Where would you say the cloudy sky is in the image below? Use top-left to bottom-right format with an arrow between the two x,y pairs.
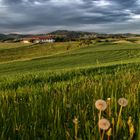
0,0 -> 140,34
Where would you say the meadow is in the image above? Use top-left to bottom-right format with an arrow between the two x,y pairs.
0,39 -> 140,140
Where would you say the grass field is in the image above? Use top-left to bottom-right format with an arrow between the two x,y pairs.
0,42 -> 79,63
1,41 -> 140,75
0,40 -> 140,139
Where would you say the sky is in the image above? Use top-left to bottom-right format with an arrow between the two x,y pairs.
0,0 -> 140,34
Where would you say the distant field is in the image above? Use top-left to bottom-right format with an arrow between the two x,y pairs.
0,40 -> 140,139
1,41 -> 140,75
0,42 -> 28,50
0,42 -> 79,63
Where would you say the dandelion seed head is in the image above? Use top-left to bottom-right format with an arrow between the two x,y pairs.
95,99 -> 107,111
118,98 -> 128,107
98,118 -> 110,130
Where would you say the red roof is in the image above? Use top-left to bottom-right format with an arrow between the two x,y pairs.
32,36 -> 54,40
23,35 -> 54,40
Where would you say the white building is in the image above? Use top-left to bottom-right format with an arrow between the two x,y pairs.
23,36 -> 55,43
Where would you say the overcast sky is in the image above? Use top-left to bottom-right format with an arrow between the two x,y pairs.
0,0 -> 140,34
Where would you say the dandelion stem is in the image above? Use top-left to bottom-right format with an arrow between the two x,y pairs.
99,110 -> 101,120
108,136 -> 110,140
109,103 -> 111,117
113,125 -> 115,140
101,130 -> 105,140
116,105 -> 123,133
73,117 -> 78,140
98,110 -> 102,134
107,98 -> 111,117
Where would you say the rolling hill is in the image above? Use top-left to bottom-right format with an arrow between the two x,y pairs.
0,40 -> 140,140
1,41 -> 140,75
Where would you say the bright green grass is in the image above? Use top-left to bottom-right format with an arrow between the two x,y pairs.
1,42 -> 140,75
0,42 -> 140,139
0,64 -> 140,140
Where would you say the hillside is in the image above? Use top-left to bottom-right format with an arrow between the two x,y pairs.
1,30 -> 140,42
49,30 -> 97,38
0,33 -> 32,42
0,40 -> 140,139
1,41 -> 140,75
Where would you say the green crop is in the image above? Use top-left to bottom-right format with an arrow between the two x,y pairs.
0,64 -> 139,139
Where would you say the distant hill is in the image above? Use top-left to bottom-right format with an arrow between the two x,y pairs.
0,34 -> 8,41
49,30 -> 94,35
0,30 -> 140,42
0,34 -> 32,42
48,30 -> 140,39
48,30 -> 97,38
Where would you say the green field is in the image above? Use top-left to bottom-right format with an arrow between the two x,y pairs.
1,41 -> 140,75
0,41 -> 140,139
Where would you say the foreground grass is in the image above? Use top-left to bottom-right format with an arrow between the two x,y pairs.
0,64 -> 140,140
0,41 -> 140,139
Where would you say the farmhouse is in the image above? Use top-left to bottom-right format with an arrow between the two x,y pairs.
23,39 -> 31,43
22,35 -> 55,43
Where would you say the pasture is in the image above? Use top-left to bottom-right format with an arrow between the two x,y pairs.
0,39 -> 140,139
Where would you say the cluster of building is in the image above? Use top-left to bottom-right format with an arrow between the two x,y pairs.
22,35 -> 55,43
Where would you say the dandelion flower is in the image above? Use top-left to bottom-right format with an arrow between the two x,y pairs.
73,117 -> 78,125
127,116 -> 132,126
130,124 -> 135,138
107,98 -> 111,101
98,118 -> 110,130
106,128 -> 112,136
95,99 -> 107,111
118,98 -> 128,107
112,118 -> 115,126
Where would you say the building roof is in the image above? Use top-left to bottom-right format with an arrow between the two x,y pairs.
23,35 -> 54,40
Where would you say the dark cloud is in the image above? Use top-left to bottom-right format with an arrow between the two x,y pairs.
0,0 -> 140,33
